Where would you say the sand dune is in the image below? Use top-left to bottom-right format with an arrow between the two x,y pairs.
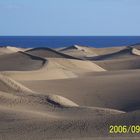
59,45 -> 94,52
0,102 -> 130,140
0,46 -> 140,139
0,73 -> 128,139
90,46 -> 127,55
0,72 -> 79,108
59,45 -> 127,59
2,57 -> 105,81
87,47 -> 140,61
0,73 -> 32,93
0,47 -> 14,55
22,69 -> 140,112
0,51 -> 46,71
26,47 -> 80,59
0,86 -> 139,139
94,57 -> 140,70
132,48 -> 140,56
0,46 -> 27,55
59,45 -> 98,59
83,47 -> 140,71
6,46 -> 27,52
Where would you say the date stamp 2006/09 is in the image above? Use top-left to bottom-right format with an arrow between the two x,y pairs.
109,125 -> 140,134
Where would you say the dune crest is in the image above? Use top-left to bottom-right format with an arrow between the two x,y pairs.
0,73 -> 33,93
6,46 -> 25,52
26,47 -> 80,59
60,45 -> 89,52
2,57 -> 105,81
47,94 -> 79,107
0,46 -> 23,55
59,45 -> 98,59
132,48 -> 140,56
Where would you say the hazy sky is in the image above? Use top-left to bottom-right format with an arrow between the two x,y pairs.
0,0 -> 140,36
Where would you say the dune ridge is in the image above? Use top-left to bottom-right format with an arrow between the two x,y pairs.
87,47 -> 140,61
0,46 -> 27,55
59,45 -> 128,59
0,73 -> 79,109
6,46 -> 26,52
0,51 -> 47,71
59,45 -> 98,59
2,57 -> 105,81
26,47 -> 81,59
0,73 -> 33,93
132,48 -> 140,56
60,45 -> 92,53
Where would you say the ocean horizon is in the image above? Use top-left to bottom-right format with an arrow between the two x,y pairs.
0,36 -> 140,48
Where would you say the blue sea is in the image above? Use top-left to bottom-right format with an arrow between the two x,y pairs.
0,36 -> 140,48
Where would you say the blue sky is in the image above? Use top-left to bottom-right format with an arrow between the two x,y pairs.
0,0 -> 140,36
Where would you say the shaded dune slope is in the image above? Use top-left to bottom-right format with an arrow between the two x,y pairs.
87,47 -> 140,70
26,47 -> 81,59
0,51 -> 46,71
94,57 -> 140,70
59,45 -> 83,51
59,45 -> 94,52
2,56 -> 105,81
88,47 -> 139,61
59,45 -> 127,59
90,46 -> 127,55
59,45 -> 98,59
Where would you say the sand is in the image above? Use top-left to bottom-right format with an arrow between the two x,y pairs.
0,46 -> 140,140
0,46 -> 27,55
0,51 -> 46,71
59,45 -> 127,59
